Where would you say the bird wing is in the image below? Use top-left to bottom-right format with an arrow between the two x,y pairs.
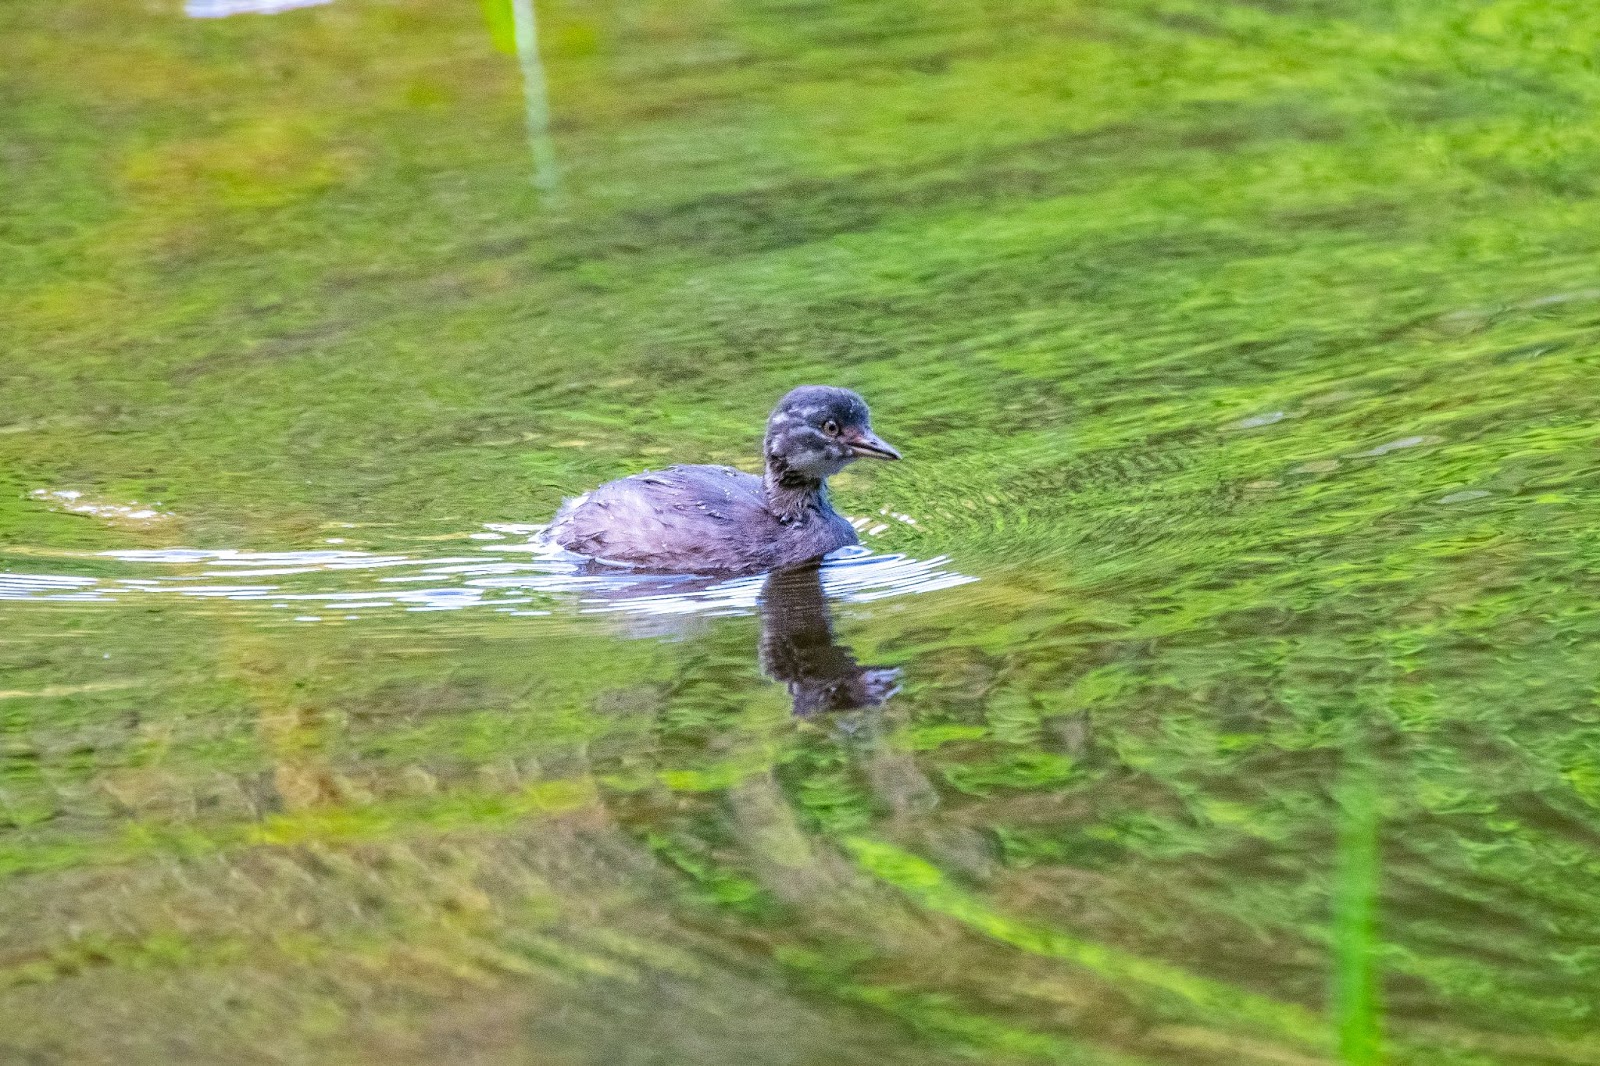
551,465 -> 774,571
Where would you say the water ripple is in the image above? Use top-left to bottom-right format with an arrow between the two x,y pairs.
0,527 -> 974,624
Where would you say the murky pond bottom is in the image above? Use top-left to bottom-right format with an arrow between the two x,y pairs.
6,0 -> 1600,1062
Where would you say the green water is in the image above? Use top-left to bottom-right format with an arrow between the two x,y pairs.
5,0 -> 1600,1061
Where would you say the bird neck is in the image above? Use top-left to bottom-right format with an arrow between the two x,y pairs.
763,455 -> 831,525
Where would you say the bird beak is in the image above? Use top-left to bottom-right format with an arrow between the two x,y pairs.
843,427 -> 902,461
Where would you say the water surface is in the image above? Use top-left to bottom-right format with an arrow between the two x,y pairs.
4,0 -> 1600,1062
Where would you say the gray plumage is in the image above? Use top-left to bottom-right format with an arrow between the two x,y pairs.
550,386 -> 901,574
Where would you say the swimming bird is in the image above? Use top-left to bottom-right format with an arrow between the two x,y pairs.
549,385 -> 900,574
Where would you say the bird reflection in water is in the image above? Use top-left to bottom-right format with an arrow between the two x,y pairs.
758,564 -> 900,716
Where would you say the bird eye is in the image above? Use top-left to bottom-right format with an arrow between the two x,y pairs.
822,420 -> 840,436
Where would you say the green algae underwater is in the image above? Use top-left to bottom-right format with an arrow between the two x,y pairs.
4,0 -> 1600,1062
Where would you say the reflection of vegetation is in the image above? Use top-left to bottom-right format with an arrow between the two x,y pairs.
5,0 -> 1600,1061
849,837 -> 1328,1046
1334,753 -> 1381,1066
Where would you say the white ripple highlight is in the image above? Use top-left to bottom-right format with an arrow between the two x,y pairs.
0,529 -> 975,623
